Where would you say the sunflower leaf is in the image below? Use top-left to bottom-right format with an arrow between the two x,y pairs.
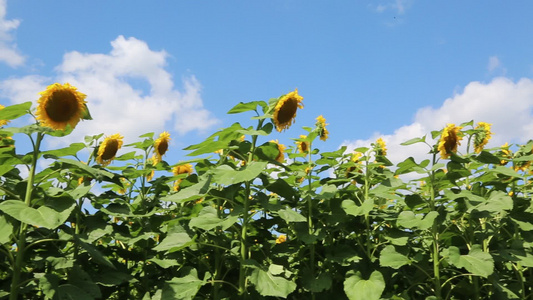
227,101 -> 266,114
0,102 -> 32,120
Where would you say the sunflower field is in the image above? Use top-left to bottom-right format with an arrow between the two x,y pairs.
1,85 -> 533,300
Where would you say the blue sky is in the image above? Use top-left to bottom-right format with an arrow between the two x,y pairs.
1,0 -> 533,165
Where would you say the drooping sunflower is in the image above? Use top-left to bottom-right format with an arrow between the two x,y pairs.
36,83 -> 88,130
297,135 -> 310,153
0,105 -> 9,127
315,115 -> 329,141
272,89 -> 304,132
96,134 -> 124,166
438,124 -> 463,159
172,163 -> 194,191
270,140 -> 286,163
153,131 -> 171,165
473,122 -> 492,153
375,138 -> 387,156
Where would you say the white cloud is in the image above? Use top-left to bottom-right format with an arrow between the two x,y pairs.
487,56 -> 506,75
0,0 -> 24,67
342,77 -> 533,168
0,35 -> 219,146
374,0 -> 412,15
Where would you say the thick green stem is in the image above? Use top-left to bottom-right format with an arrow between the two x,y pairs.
10,132 -> 43,300
238,118 -> 264,296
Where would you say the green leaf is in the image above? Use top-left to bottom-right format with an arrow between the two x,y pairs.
41,143 -> 85,158
153,232 -> 193,252
0,198 -> 75,229
0,164 -> 14,177
343,270 -> 385,300
189,206 -> 239,231
397,211 -> 438,230
400,136 -> 426,146
162,268 -> 205,300
277,207 -> 306,223
147,258 -> 180,269
227,101 -> 266,114
58,158 -> 113,179
0,214 -> 13,244
342,199 -> 373,217
445,245 -> 494,278
77,239 -> 115,269
212,161 -> 267,185
0,101 -> 31,120
380,245 -> 411,269
249,266 -> 297,298
470,190 -> 513,213
162,176 -> 211,203
489,166 -> 521,178
302,272 -> 332,293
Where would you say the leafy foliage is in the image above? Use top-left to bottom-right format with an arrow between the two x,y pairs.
1,94 -> 533,300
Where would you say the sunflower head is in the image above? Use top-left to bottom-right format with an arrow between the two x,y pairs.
272,89 -> 304,132
36,83 -> 88,130
297,135 -> 310,153
315,115 -> 329,141
117,177 -> 130,195
173,163 -> 194,176
473,122 -> 492,153
153,131 -> 171,165
500,142 -> 512,165
270,140 -> 286,163
275,234 -> 287,244
374,138 -> 387,156
438,124 -> 463,159
0,105 -> 9,127
96,133 -> 124,166
172,163 -> 194,191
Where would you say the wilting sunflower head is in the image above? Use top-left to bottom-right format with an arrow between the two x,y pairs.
272,89 -> 304,132
297,135 -> 310,153
36,83 -> 88,130
473,122 -> 492,153
96,133 -> 124,166
375,138 -> 387,156
315,115 -> 329,141
438,124 -> 463,159
0,105 -> 9,127
153,131 -> 171,165
270,139 -> 286,163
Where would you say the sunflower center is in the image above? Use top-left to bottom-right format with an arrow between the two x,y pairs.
101,140 -> 119,160
277,99 -> 298,125
45,90 -> 79,123
158,140 -> 168,156
301,142 -> 308,152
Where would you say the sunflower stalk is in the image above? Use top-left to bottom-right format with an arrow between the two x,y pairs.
238,118 -> 264,296
429,152 -> 442,300
10,132 -> 43,300
305,140 -> 316,300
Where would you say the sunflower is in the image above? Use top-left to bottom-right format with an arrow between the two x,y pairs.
275,234 -> 287,244
96,134 -> 124,166
35,83 -> 88,130
315,115 -> 329,141
118,177 -> 130,195
172,163 -> 194,191
500,142 -> 512,165
297,135 -> 310,153
346,151 -> 363,177
272,89 -> 304,132
438,124 -> 463,159
0,105 -> 9,127
153,131 -> 171,165
473,122 -> 492,153
375,138 -> 387,156
270,140 -> 286,163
